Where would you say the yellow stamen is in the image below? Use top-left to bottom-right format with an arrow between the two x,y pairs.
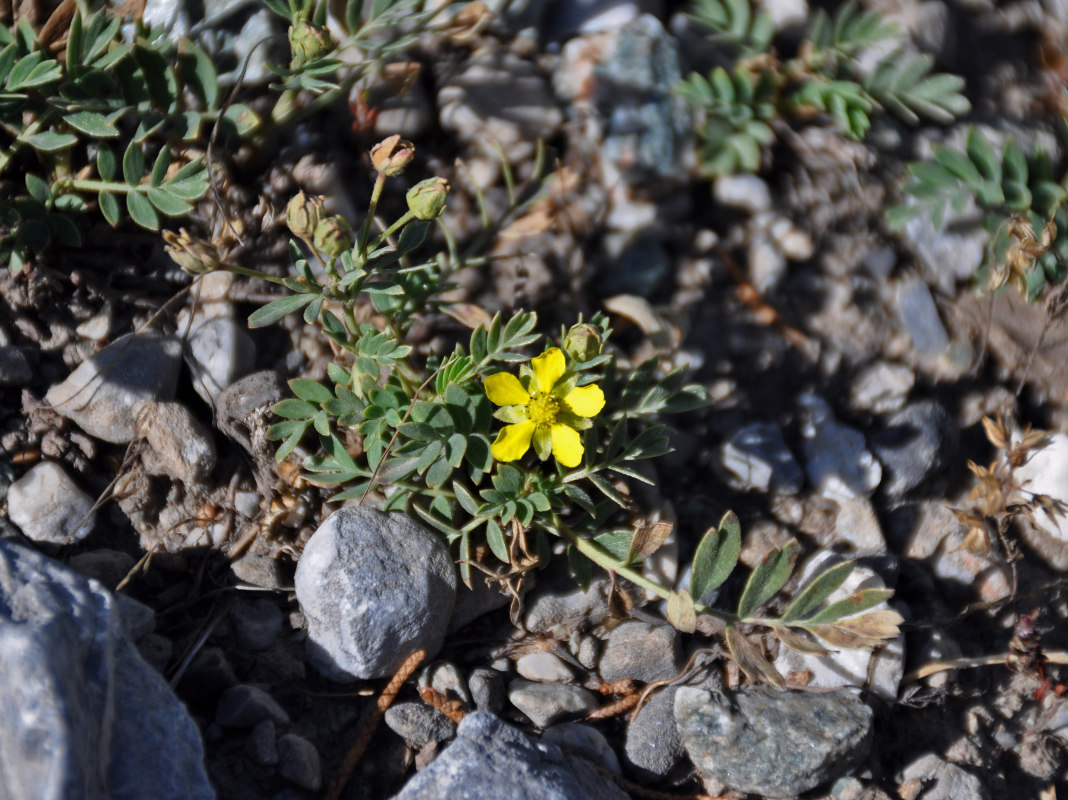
527,392 -> 559,428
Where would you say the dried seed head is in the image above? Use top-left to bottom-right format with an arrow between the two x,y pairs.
162,228 -> 220,275
370,134 -> 415,176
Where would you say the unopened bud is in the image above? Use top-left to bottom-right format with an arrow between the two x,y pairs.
563,323 -> 603,362
370,134 -> 415,176
162,229 -> 220,276
406,177 -> 450,220
312,215 -> 353,258
285,191 -> 324,241
288,21 -> 333,70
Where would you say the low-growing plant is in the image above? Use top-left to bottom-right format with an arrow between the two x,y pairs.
677,0 -> 970,175
0,4 -> 259,269
225,134 -> 902,685
887,127 -> 1068,298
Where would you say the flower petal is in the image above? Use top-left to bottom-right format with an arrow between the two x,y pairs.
485,372 -> 530,407
533,426 -> 552,460
491,420 -> 535,462
562,384 -> 605,418
531,347 -> 566,392
551,423 -> 584,468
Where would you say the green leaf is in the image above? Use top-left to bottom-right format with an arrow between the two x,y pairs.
25,174 -> 52,204
934,145 -> 982,187
966,128 -> 999,183
150,145 -> 172,187
146,187 -> 193,217
221,103 -> 260,136
97,145 -> 117,181
248,293 -> 315,328
126,192 -> 159,230
804,587 -> 892,625
48,213 -> 80,247
426,457 -> 453,488
690,510 -> 741,601
453,481 -> 480,515
737,540 -> 799,618
289,378 -> 333,404
132,43 -> 178,109
781,560 -> 855,622
99,192 -> 120,226
486,518 -> 509,563
122,141 -> 144,186
26,131 -> 78,152
178,38 -> 218,108
64,110 -> 119,138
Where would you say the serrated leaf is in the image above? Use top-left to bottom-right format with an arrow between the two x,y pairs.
725,625 -> 785,687
737,540 -> 799,618
667,589 -> 697,634
690,510 -> 741,601
781,560 -> 855,622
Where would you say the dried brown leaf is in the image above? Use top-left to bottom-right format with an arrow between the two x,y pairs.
725,625 -> 785,688
981,414 -> 1009,450
629,519 -> 674,559
773,626 -> 832,655
667,589 -> 697,634
834,609 -> 903,640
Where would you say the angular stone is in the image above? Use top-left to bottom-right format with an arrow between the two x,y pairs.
295,507 -> 456,681
799,393 -> 882,498
277,733 -> 321,792
45,330 -> 183,443
391,712 -> 628,800
508,680 -> 598,728
384,702 -> 457,747
137,401 -> 217,486
7,460 -> 96,545
719,422 -> 804,494
624,685 -> 684,780
184,317 -> 256,405
0,539 -> 212,800
598,621 -> 681,683
675,686 -> 872,797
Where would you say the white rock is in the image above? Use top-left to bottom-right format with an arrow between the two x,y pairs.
849,361 -> 915,413
516,652 -> 575,683
773,552 -> 903,701
184,317 -> 256,406
75,312 -> 112,342
799,394 -> 882,499
713,174 -> 771,213
7,461 -> 96,545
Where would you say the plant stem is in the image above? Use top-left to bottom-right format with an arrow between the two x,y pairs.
553,519 -> 737,624
358,173 -> 387,258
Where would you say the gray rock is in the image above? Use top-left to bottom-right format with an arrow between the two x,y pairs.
469,667 -> 506,714
384,702 -> 457,747
598,621 -> 681,683
247,720 -> 278,766
508,679 -> 598,728
45,330 -> 183,443
896,277 -> 950,357
524,574 -> 616,640
624,685 -> 684,780
542,0 -> 660,38
184,317 -> 256,406
66,549 -> 136,589
7,460 -> 96,545
116,593 -> 156,641
137,633 -> 174,674
849,362 -> 915,414
421,661 -> 471,705
824,494 -> 887,555
719,422 -> 804,494
897,754 -> 990,800
215,684 -> 290,728
799,394 -> 882,498
899,200 -> 988,295
0,345 -> 31,386
390,712 -> 629,800
675,686 -> 872,796
542,722 -> 621,773
516,652 -> 575,683
448,570 -> 512,632
870,401 -> 957,499
295,507 -> 457,681
0,538 -> 213,800
137,401 -> 217,485
277,733 -> 321,792
228,596 -> 283,652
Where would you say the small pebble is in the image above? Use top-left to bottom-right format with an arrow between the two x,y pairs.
542,722 -> 621,774
247,720 -> 278,766
468,668 -> 506,714
719,422 -> 804,494
508,679 -> 597,728
7,461 -> 96,545
849,362 -> 915,414
598,621 -> 681,684
0,345 -> 31,386
185,317 -> 256,405
277,733 -> 322,792
229,596 -> 283,652
624,685 -> 684,780
384,702 -> 457,747
516,652 -> 575,683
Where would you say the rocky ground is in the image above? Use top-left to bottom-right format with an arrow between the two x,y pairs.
3,0 -> 1068,798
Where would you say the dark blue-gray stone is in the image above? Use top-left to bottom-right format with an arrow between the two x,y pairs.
720,422 -> 804,494
0,539 -> 213,800
870,401 -> 958,499
675,686 -> 872,797
390,712 -> 629,800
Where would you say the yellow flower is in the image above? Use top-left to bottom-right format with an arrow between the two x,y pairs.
485,347 -> 605,468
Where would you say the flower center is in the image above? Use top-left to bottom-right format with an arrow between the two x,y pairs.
527,391 -> 559,428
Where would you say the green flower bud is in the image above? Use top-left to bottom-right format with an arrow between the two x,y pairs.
288,21 -> 333,71
162,229 -> 220,276
563,323 -> 603,363
406,177 -> 450,220
370,134 -> 415,176
312,215 -> 353,258
285,191 -> 325,242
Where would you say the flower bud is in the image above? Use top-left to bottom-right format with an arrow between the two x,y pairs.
406,177 -> 450,220
288,21 -> 333,70
370,134 -> 415,176
162,229 -> 220,276
563,323 -> 603,362
285,191 -> 325,242
312,215 -> 353,258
